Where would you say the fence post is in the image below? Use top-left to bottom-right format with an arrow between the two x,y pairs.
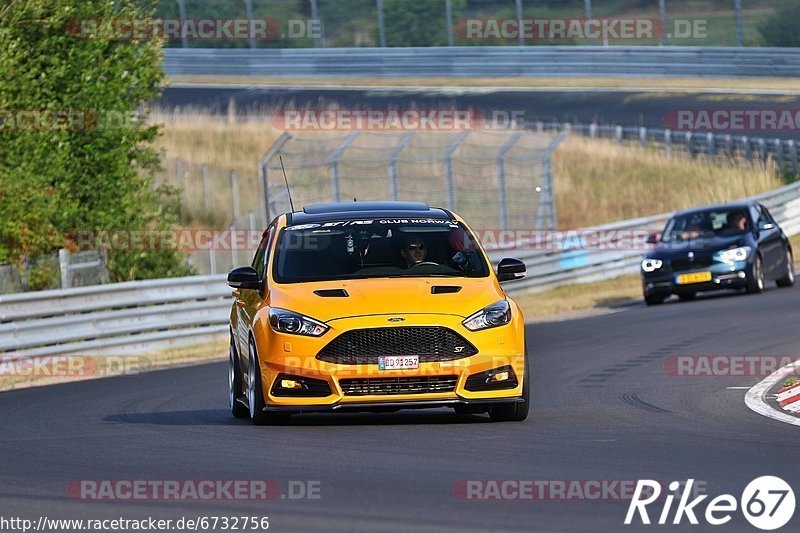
202,164 -> 211,213
664,129 -> 672,157
685,131 -> 693,155
658,0 -> 667,45
639,127 -> 647,147
734,0 -> 744,47
176,0 -> 188,49
445,0 -> 454,46
329,132 -> 359,203
724,134 -> 733,157
444,131 -> 469,210
515,0 -> 524,46
388,132 -> 415,201
58,249 -> 70,289
706,132 -> 715,157
175,158 -> 184,217
615,125 -> 623,144
758,138 -> 767,164
230,224 -> 237,269
230,171 -> 240,222
376,0 -> 386,47
496,131 -> 524,231
245,0 -> 256,49
209,247 -> 217,276
589,123 -> 597,139
742,136 -> 751,161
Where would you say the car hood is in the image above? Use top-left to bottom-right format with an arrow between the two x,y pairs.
649,234 -> 751,259
268,277 -> 504,322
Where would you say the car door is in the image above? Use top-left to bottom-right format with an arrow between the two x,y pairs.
240,224 -> 276,348
233,229 -> 270,360
752,204 -> 783,278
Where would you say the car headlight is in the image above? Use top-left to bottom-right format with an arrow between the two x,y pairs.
269,308 -> 329,337
462,300 -> 511,331
641,259 -> 663,272
716,246 -> 751,263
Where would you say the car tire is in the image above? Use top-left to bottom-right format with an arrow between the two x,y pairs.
678,293 -> 696,301
489,351 -> 530,423
644,293 -> 666,306
229,334 -> 249,419
746,255 -> 765,294
248,338 -> 288,426
776,250 -> 795,288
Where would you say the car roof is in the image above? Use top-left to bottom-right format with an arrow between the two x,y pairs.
286,201 -> 454,225
673,201 -> 758,217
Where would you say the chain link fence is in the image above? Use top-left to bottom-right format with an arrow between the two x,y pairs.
0,251 -> 107,295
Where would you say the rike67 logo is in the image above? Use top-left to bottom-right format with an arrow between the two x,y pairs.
625,477 -> 795,530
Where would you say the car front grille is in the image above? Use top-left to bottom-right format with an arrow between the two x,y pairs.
316,326 -> 478,365
339,376 -> 458,396
670,257 -> 714,272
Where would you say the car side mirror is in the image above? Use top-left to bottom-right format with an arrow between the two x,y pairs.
646,232 -> 660,245
497,258 -> 526,282
758,220 -> 775,231
227,266 -> 261,290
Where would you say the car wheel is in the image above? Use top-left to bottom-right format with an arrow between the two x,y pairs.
776,250 -> 795,288
247,338 -> 288,426
678,293 -> 696,301
489,351 -> 529,423
644,293 -> 666,306
746,255 -> 765,294
229,334 -> 249,419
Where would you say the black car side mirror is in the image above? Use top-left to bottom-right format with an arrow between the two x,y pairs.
497,258 -> 526,282
227,266 -> 261,290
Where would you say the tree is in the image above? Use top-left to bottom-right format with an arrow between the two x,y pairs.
759,2 -> 800,47
383,0 -> 465,47
0,0 -> 192,284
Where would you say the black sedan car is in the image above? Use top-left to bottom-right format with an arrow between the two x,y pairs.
641,202 -> 794,305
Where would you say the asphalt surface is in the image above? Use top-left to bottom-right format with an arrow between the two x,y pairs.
160,85 -> 800,138
2,285 -> 800,532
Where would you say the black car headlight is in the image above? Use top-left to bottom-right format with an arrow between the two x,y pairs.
462,300 -> 511,331
269,308 -> 329,337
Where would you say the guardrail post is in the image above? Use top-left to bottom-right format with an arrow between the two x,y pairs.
789,140 -> 798,174
664,129 -> 672,157
775,139 -> 785,173
707,132 -> 715,157
724,134 -> 733,157
758,138 -> 767,164
230,171 -> 240,222
742,136 -> 751,161
445,130 -> 469,210
58,249 -> 70,290
685,131 -> 693,155
639,127 -> 648,147
615,126 -> 623,144
536,121 -> 544,134
202,164 -> 211,213
589,123 -> 597,139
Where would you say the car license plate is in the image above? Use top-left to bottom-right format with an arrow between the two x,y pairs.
677,272 -> 712,284
378,356 -> 419,370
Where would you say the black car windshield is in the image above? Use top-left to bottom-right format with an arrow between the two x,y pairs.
273,219 -> 490,283
661,209 -> 751,242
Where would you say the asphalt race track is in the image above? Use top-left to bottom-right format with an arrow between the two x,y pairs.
2,285 -> 799,532
161,85 -> 800,139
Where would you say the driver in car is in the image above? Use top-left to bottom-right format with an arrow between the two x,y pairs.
400,236 -> 428,267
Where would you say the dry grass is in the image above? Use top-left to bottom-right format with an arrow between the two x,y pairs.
512,275 -> 641,320
553,136 -> 783,229
169,76 -> 800,92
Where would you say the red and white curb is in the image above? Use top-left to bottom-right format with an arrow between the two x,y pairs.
745,360 -> 800,427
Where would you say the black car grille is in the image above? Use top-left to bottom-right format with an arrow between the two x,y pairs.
340,376 -> 458,396
670,257 -> 714,272
316,327 -> 478,365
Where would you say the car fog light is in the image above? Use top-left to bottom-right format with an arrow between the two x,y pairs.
280,379 -> 303,389
489,371 -> 510,383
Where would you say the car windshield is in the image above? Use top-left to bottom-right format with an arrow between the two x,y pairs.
661,209 -> 750,242
273,219 -> 490,283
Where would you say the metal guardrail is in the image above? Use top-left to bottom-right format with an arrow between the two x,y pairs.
3,180 -> 799,358
164,46 -> 800,78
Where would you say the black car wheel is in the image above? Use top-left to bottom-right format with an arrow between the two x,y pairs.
776,250 -> 795,288
229,334 -> 249,419
247,338 -> 288,426
489,351 -> 530,423
644,292 -> 666,306
746,255 -> 765,294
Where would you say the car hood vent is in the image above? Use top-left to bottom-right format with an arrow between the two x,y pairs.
314,289 -> 349,298
431,286 -> 462,294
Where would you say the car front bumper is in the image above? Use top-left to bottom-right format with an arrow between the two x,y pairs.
642,260 -> 752,295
